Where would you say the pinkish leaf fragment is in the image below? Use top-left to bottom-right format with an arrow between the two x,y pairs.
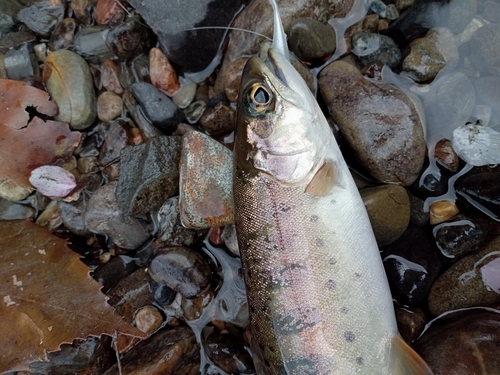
29,165 -> 76,197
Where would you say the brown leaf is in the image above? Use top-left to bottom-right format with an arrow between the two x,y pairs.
0,79 -> 81,189
0,220 -> 146,373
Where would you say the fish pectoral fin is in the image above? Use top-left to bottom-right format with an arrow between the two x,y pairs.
390,335 -> 434,375
304,159 -> 338,197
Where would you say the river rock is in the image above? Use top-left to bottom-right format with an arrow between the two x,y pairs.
318,60 -> 425,186
287,18 -> 336,64
455,169 -> 500,220
447,0 -> 478,34
101,59 -> 123,95
179,131 -> 234,228
0,198 -> 35,220
351,31 -> 401,68
95,0 -> 125,26
205,331 -> 254,374
135,306 -> 164,335
17,0 -> 65,37
73,26 -> 114,63
84,181 -> 149,249
116,136 -> 181,215
482,1 -> 500,23
395,307 -> 426,343
360,184 -> 410,246
402,27 -> 458,82
0,178 -> 33,201
43,49 -> 97,130
414,309 -> 500,375
102,326 -> 200,375
199,101 -> 235,137
428,236 -> 500,316
148,246 -> 213,299
433,139 -> 459,173
58,198 -> 90,236
223,57 -> 248,103
383,225 -> 442,306
149,47 -> 180,96
98,120 -> 132,167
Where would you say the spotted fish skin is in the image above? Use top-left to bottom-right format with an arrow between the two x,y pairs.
233,41 -> 433,375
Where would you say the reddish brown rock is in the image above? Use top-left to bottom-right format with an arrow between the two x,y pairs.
95,0 -> 126,25
434,139 -> 459,173
101,59 -> 124,95
149,47 -> 180,96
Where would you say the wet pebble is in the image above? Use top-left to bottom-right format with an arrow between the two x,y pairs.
48,18 -> 77,52
0,198 -> 35,220
98,120 -> 132,166
35,199 -> 62,231
43,49 -> 97,130
402,27 -> 458,82
116,136 -> 181,215
135,305 -> 164,335
383,224 -> 442,306
102,326 -> 200,375
185,100 -> 207,124
396,307 -> 426,343
428,236 -> 500,316
414,309 -> 500,374
70,0 -> 97,25
223,57 -> 248,103
199,101 -> 235,137
287,18 -> 336,63
97,91 -> 123,123
172,81 -> 197,109
407,191 -> 429,226
17,0 -> 65,37
429,200 -> 459,225
434,139 -> 459,173
181,290 -> 213,321
149,277 -> 177,308
84,181 -> 149,249
73,26 -> 114,63
360,184 -> 410,246
3,43 -> 40,81
0,178 -> 33,201
95,0 -> 126,26
455,169 -> 500,220
179,131 -> 234,228
58,198 -> 90,236
433,214 -> 487,260
351,31 -> 401,68
205,331 -> 255,374
101,59 -> 124,95
318,60 -> 425,186
148,246 -> 213,299
149,47 -> 180,96
131,82 -> 182,133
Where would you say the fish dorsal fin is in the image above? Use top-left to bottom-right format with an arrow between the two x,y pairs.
305,159 -> 338,197
268,0 -> 290,61
390,336 -> 434,375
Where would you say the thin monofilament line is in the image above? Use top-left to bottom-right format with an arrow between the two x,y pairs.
185,26 -> 272,40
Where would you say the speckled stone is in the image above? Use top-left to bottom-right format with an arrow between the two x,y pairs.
97,91 -> 123,122
287,18 -> 336,63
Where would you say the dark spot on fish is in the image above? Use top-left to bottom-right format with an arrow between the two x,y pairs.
340,307 -> 349,314
344,331 -> 356,342
326,279 -> 336,290
355,272 -> 362,278
356,357 -> 364,365
329,257 -> 337,265
269,345 -> 276,353
315,238 -> 324,247
310,215 -> 319,222
275,306 -> 321,335
279,203 -> 291,212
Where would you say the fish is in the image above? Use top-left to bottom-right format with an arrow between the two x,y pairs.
232,1 -> 435,374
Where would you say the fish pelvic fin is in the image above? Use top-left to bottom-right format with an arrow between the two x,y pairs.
390,335 -> 434,375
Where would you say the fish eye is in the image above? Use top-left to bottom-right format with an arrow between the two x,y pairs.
248,83 -> 273,113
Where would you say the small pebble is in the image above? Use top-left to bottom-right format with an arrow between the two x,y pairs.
134,306 -> 164,335
172,81 -> 197,109
429,200 -> 459,225
149,47 -> 180,96
199,102 -> 235,137
97,91 -> 123,122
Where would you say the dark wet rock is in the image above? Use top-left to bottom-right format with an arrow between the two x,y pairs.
102,326 -> 200,375
107,267 -> 156,324
95,0 -> 126,26
3,42 -> 39,80
149,277 -> 177,308
319,60 -> 426,186
447,0 -> 478,34
360,184 -> 410,246
48,18 -> 77,51
157,196 -> 207,246
407,191 -> 428,226
433,214 -> 487,260
98,120 -> 132,166
74,26 -> 114,63
287,18 -> 336,64
470,24 -> 500,76
205,331 -> 254,374
394,0 -> 415,12
351,31 -> 401,68
223,57 -> 248,103
0,29 -> 36,53
122,91 -> 163,140
43,49 -> 97,130
118,61 -> 136,91
58,198 -> 90,236
434,139 -> 459,173
148,246 -> 212,299
29,336 -> 116,375
150,47 -> 180,96
428,236 -> 500,316
133,55 -> 151,84
116,136 -> 181,215
199,101 -> 235,137
101,59 -> 124,95
0,198 -> 35,220
414,309 -> 500,375
402,27 -> 458,82
383,224 -> 442,306
455,169 -> 500,220
97,91 -> 123,123
129,0 -> 247,77
70,0 -> 97,25
396,307 -> 426,343
84,181 -> 149,249
179,131 -> 234,228
93,254 -> 138,293
135,305 -> 164,335
482,1 -> 500,23
131,82 -> 183,133
17,0 -> 65,37
105,12 -> 156,61
184,100 -> 207,124
181,289 -> 213,321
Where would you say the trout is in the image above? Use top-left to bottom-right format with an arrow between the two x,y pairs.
232,2 -> 434,374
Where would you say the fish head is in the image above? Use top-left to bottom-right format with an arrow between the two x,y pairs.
235,45 -> 332,186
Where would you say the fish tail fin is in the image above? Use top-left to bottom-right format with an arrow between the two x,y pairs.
390,335 -> 434,375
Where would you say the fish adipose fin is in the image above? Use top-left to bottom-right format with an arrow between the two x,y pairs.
305,159 -> 338,197
390,336 -> 434,375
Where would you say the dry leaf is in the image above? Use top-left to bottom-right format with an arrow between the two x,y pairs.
0,220 -> 146,373
0,79 -> 81,189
